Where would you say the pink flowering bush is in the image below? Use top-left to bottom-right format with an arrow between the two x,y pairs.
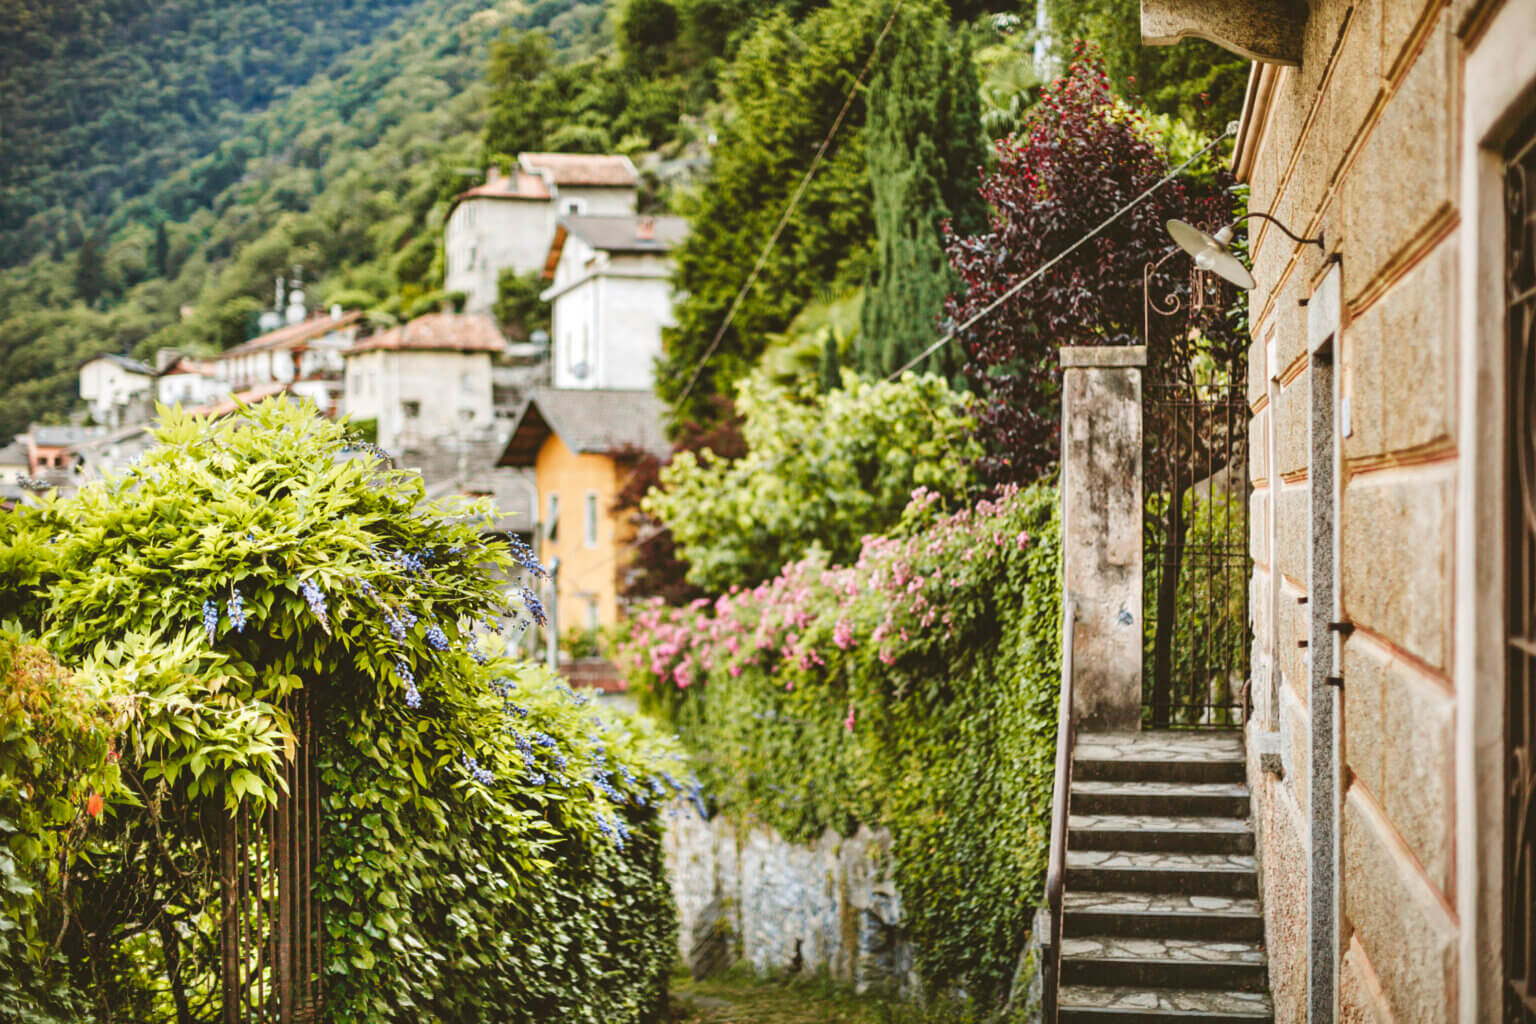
611,482 -> 1061,1004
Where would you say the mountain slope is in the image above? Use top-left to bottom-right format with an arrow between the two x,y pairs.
0,0 -> 596,437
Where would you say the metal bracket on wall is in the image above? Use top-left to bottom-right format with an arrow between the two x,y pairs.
1327,621 -> 1355,638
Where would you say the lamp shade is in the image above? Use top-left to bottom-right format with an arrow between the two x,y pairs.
1166,219 -> 1256,291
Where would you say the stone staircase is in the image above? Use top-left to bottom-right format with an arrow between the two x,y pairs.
1056,731 -> 1272,1023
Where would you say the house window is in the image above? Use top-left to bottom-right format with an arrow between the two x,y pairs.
564,198 -> 587,215
545,493 -> 559,541
583,491 -> 598,548
402,400 -> 420,418
585,598 -> 600,631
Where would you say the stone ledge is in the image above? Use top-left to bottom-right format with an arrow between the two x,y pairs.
1060,345 -> 1147,368
1141,0 -> 1305,66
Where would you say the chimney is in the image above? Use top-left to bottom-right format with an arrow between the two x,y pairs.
636,217 -> 656,241
486,165 -> 502,187
330,303 -> 343,320
156,347 -> 183,374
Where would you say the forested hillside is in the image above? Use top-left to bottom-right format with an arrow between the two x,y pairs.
0,0 -> 602,436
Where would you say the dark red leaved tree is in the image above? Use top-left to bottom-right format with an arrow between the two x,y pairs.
944,44 -> 1241,488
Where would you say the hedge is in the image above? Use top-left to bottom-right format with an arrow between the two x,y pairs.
613,481 -> 1061,1005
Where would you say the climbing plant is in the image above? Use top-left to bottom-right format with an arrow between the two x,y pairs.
613,482 -> 1061,1006
1,400 -> 684,1023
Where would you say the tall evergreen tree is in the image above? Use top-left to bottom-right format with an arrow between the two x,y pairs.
153,221 -> 170,278
857,11 -> 986,379
75,232 -> 105,307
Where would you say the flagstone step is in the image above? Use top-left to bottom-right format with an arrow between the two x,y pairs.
1069,812 -> 1255,854
1063,890 -> 1264,941
1066,849 -> 1258,897
1057,983 -> 1273,1023
1074,731 -> 1246,785
1059,935 -> 1267,990
1071,779 -> 1250,818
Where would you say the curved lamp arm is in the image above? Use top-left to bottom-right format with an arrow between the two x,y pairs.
1231,211 -> 1325,249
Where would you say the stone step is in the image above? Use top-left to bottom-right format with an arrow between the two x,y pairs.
1071,780 -> 1250,818
1058,984 -> 1273,1023
1063,890 -> 1264,941
1067,849 -> 1258,898
1075,731 -> 1246,785
1059,935 -> 1268,990
1069,812 -> 1255,855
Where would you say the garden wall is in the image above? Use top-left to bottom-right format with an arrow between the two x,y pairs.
664,806 -> 916,995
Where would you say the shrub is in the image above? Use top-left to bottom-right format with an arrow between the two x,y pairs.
645,371 -> 982,591
2,400 -> 682,1023
613,482 -> 1061,1005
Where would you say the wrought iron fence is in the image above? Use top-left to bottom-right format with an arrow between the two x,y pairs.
220,690 -> 323,1023
1142,365 -> 1251,729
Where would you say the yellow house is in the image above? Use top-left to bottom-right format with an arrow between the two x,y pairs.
496,388 -> 667,633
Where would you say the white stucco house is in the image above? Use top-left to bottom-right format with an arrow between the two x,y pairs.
443,153 -> 639,315
540,214 -> 687,390
213,308 -> 361,415
79,353 -> 154,427
342,312 -> 507,454
155,353 -> 229,409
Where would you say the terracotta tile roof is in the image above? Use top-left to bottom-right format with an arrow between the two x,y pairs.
519,152 -> 639,188
158,357 -> 220,377
454,168 -> 553,203
191,382 -> 290,417
346,313 -> 507,356
497,388 -> 668,467
220,311 -> 362,358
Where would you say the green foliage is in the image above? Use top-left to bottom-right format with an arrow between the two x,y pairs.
615,483 -> 1063,1004
857,5 -> 985,379
655,0 -> 889,429
1044,0 -> 1247,131
646,371 -> 980,591
2,400 -> 681,1022
495,268 -> 554,342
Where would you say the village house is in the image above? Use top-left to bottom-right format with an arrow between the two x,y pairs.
78,353 -> 153,427
1131,1 -> 1536,1022
154,350 -> 229,409
341,311 -> 505,455
496,388 -> 668,635
540,214 -> 687,390
443,153 -> 639,314
213,303 -> 361,415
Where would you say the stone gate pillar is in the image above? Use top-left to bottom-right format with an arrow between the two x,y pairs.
1060,345 -> 1145,732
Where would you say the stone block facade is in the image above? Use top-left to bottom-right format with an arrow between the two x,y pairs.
1157,0 -> 1534,1020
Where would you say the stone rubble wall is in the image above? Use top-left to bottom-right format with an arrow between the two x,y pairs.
663,804 -> 916,995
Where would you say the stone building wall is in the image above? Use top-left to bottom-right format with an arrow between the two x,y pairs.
1235,1 -> 1528,1020
663,807 -> 916,994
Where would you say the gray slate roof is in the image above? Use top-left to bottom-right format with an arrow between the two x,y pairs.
559,215 -> 687,254
88,353 -> 155,376
498,388 -> 669,467
30,425 -> 99,447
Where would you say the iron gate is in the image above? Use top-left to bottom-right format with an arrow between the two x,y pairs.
1504,110 -> 1536,1024
1141,247 -> 1251,729
220,689 -> 323,1023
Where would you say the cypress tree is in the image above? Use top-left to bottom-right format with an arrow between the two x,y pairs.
154,221 -> 170,278
818,329 -> 842,392
857,11 -> 983,379
75,231 -> 105,307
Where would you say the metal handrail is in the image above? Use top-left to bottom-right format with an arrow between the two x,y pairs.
1042,599 -> 1077,1023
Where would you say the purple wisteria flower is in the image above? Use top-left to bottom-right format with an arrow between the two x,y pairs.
396,659 -> 420,708
227,590 -> 247,633
202,600 -> 220,644
298,578 -> 328,628
425,624 -> 450,651
462,755 -> 495,786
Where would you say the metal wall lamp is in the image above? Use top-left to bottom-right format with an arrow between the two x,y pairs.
1165,212 -> 1325,290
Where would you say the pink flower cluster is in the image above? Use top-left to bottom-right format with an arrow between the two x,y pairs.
614,485 -> 1037,700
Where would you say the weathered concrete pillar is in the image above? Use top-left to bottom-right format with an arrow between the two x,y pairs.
1060,345 -> 1145,732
